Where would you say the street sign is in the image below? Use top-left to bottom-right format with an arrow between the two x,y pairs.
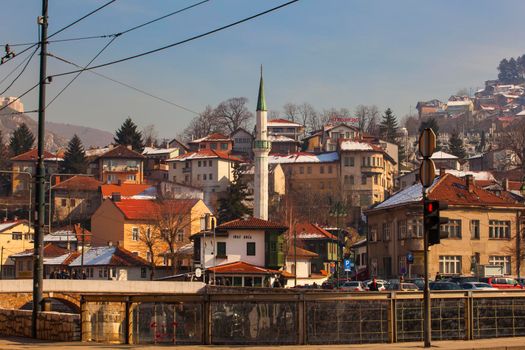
407,252 -> 414,264
344,259 -> 351,272
418,128 -> 436,158
419,159 -> 436,187
195,268 -> 202,278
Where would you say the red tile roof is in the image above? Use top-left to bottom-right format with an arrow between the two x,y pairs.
295,223 -> 336,240
188,133 -> 232,143
101,183 -> 153,197
268,118 -> 302,125
113,198 -> 199,220
52,175 -> 102,191
428,173 -> 523,207
11,149 -> 61,162
207,261 -> 281,275
99,145 -> 145,159
287,246 -> 318,258
217,217 -> 288,230
110,246 -> 150,266
11,243 -> 69,258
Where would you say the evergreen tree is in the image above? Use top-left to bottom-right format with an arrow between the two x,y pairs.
114,117 -> 144,152
217,163 -> 252,223
448,130 -> 466,160
9,123 -> 35,155
418,118 -> 441,151
0,131 -> 10,195
379,108 -> 399,143
61,134 -> 88,174
476,131 -> 486,153
498,57 -> 524,84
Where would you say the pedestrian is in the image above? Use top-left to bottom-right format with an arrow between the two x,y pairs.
369,277 -> 379,291
82,270 -> 87,280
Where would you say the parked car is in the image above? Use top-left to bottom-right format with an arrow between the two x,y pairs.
429,281 -> 463,290
340,281 -> 365,291
364,279 -> 387,291
460,282 -> 496,291
479,277 -> 523,289
387,282 -> 419,291
404,278 -> 425,290
444,276 -> 479,285
517,278 -> 525,287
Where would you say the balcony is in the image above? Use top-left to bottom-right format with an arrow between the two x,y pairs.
360,165 -> 384,174
102,166 -> 139,173
182,167 -> 192,173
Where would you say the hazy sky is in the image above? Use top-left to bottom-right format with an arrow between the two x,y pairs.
1,0 -> 525,139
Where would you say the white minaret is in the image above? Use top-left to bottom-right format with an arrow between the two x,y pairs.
253,67 -> 270,220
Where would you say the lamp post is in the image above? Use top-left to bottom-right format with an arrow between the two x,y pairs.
329,201 -> 347,288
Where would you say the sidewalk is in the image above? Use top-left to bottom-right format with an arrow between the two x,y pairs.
0,337 -> 525,350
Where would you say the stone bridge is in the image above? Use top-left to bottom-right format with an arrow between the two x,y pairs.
0,280 -> 205,313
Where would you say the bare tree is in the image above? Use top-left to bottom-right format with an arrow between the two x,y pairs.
283,103 -> 300,123
153,199 -> 198,275
139,225 -> 162,280
215,97 -> 254,133
182,105 -> 226,142
142,124 -> 159,148
366,105 -> 380,135
355,105 -> 369,132
268,110 -> 280,120
499,119 -> 525,168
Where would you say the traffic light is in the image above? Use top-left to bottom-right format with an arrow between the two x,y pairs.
424,200 -> 449,245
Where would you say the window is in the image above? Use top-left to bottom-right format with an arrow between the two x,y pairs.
141,267 -> 147,279
299,167 -> 304,174
99,269 -> 103,278
221,143 -> 228,150
209,174 -> 213,180
320,182 -> 324,190
489,256 -> 511,275
489,220 -> 510,239
470,220 -> 480,239
443,219 -> 461,238
209,160 -> 212,167
307,167 -> 312,174
132,251 -> 139,256
374,175 -> 378,185
439,256 -> 462,275
11,232 -> 22,240
198,161 -> 201,167
203,174 -> 207,180
328,165 -> 333,174
320,166 -> 324,174
61,198 -> 67,207
172,176 -> 177,182
172,163 -> 176,169
408,219 -> 423,238
210,143 -> 217,149
398,220 -> 407,240
132,227 -> 139,241
382,223 -> 391,241
176,230 -> 184,242
369,225 -> 378,242
361,175 -> 367,185
247,242 -> 256,256
217,242 -> 226,258
349,175 -> 354,185
70,198 -> 76,207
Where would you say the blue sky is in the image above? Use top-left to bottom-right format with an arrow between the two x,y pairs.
1,0 -> 525,140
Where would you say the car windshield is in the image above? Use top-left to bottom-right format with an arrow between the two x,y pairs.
474,283 -> 493,288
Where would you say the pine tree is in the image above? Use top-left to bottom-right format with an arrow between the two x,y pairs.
379,108 -> 399,143
61,134 -> 88,174
9,123 -> 35,155
114,117 -> 144,152
448,130 -> 466,160
217,163 -> 252,223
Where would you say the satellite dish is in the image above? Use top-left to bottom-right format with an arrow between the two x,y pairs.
195,268 -> 202,278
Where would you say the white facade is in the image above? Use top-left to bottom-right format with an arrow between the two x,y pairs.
253,74 -> 270,220
199,230 -> 266,269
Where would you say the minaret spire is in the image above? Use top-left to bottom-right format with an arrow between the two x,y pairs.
257,65 -> 267,111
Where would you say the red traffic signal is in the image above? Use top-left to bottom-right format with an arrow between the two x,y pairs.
424,200 -> 448,246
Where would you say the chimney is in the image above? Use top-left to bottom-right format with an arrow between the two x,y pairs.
111,192 -> 121,202
465,175 -> 475,193
503,178 -> 509,191
54,176 -> 61,186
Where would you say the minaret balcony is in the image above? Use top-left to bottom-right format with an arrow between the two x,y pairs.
253,140 -> 272,151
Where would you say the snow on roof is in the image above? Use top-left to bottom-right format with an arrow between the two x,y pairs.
267,119 -> 303,127
339,140 -> 375,151
268,152 -> 339,164
69,246 -> 116,266
0,221 -> 24,232
44,231 -> 77,242
467,154 -> 483,160
268,135 -> 297,142
517,110 -> 525,116
431,151 -> 458,160
447,100 -> 472,107
85,147 -> 110,157
373,181 -> 428,209
45,253 -> 73,265
443,169 -> 495,181
142,147 -> 179,156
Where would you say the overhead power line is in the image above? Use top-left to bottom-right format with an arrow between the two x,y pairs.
3,0 -> 211,51
48,53 -> 199,115
51,0 -> 300,79
0,45 -> 40,95
0,82 -> 40,113
0,46 -> 37,85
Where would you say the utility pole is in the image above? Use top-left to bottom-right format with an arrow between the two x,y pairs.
33,0 -> 48,339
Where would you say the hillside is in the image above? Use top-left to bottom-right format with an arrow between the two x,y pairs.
0,107 -> 113,150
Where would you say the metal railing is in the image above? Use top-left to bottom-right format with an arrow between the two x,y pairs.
80,289 -> 525,345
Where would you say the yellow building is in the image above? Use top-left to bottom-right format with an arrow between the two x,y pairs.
97,145 -> 145,185
0,220 -> 34,278
11,149 -> 62,197
91,198 -> 212,267
366,174 -> 525,279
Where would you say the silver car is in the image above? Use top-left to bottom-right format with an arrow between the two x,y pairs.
340,281 -> 365,291
460,282 -> 496,290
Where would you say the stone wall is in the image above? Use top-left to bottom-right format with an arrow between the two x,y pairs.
0,309 -> 80,341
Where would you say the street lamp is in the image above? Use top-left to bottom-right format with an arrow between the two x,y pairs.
329,201 -> 347,288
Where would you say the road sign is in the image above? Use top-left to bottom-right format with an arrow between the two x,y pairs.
344,259 -> 351,272
418,128 -> 436,158
419,159 -> 436,187
407,252 -> 414,264
195,268 -> 202,278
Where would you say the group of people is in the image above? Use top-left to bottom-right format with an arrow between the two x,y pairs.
48,269 -> 87,280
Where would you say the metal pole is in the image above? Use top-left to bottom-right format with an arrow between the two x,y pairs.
33,0 -> 48,339
0,246 -> 3,279
423,189 -> 431,348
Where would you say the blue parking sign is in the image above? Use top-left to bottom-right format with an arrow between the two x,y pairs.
344,259 -> 351,272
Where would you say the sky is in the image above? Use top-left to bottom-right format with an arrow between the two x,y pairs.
1,0 -> 525,141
